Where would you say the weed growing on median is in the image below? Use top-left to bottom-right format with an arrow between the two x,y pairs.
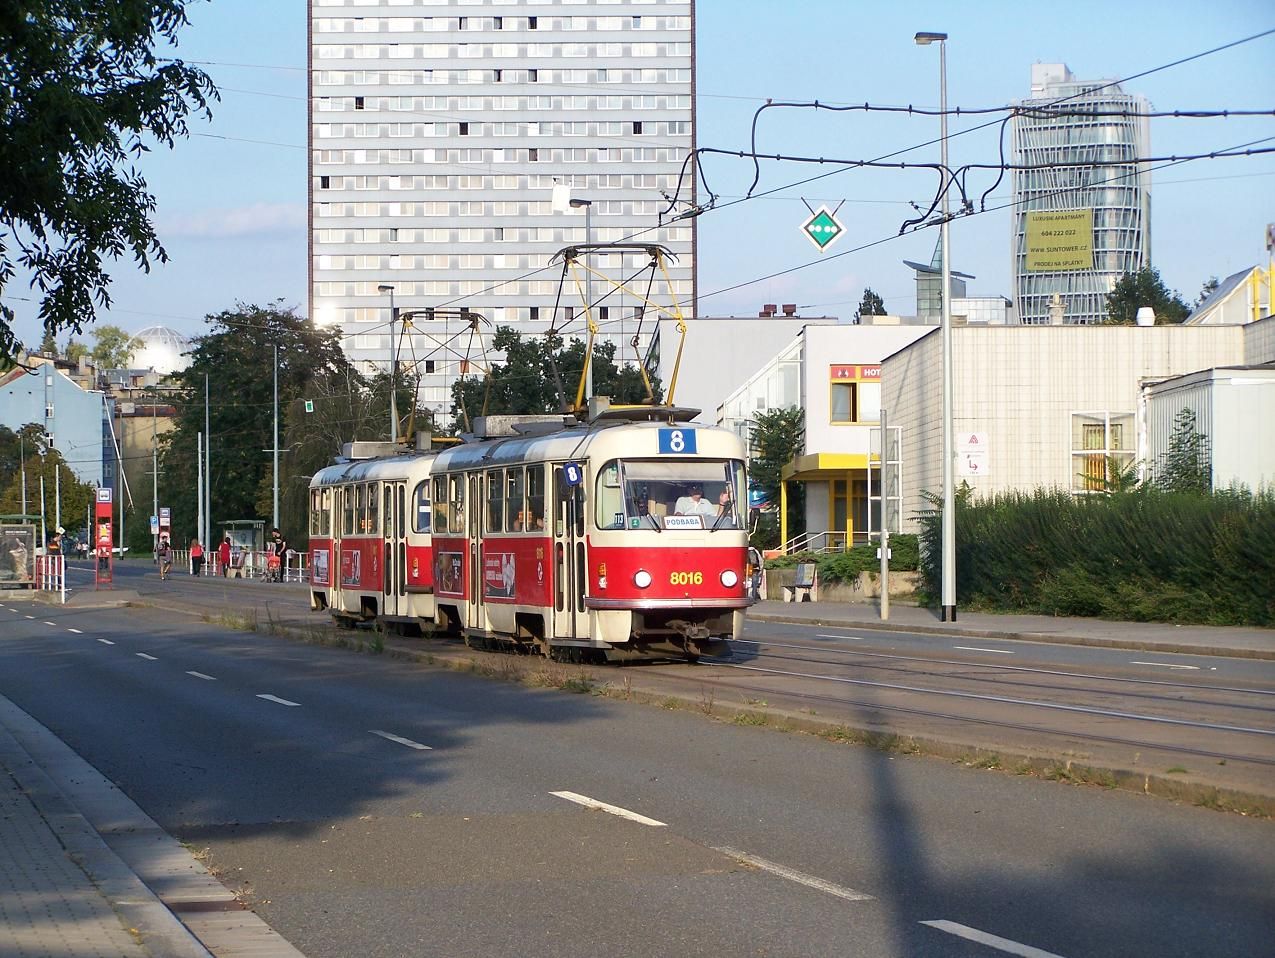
1166,766 -> 1188,775
733,711 -> 768,727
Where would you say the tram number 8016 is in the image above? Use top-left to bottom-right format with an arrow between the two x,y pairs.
669,571 -> 703,586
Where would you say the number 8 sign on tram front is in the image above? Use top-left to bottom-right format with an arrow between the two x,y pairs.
658,428 -> 696,454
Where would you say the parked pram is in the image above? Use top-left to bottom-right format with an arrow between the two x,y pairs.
264,551 -> 282,583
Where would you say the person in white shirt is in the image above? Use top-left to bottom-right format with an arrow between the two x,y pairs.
674,484 -> 719,518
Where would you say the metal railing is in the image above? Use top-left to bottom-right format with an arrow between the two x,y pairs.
173,549 -> 310,582
35,554 -> 66,604
779,530 -> 849,555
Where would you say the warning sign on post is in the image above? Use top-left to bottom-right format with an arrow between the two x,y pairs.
956,432 -> 988,478
1025,209 -> 1093,272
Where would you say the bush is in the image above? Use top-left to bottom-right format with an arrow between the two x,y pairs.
763,535 -> 920,584
917,486 -> 1275,626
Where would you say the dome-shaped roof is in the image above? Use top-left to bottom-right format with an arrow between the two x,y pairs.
129,325 -> 191,375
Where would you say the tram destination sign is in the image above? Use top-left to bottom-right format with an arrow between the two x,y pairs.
802,205 -> 845,252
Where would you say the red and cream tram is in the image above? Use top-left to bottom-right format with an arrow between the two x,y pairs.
308,411 -> 752,661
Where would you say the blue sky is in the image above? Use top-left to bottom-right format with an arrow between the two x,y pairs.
5,0 -> 1273,347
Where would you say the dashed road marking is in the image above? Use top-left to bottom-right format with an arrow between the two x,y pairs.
714,847 -> 874,901
67,628 -> 83,634
257,694 -> 301,707
24,615 -> 34,619
1131,661 -> 1199,670
136,653 -> 158,661
954,646 -> 1015,654
97,639 -> 115,645
550,790 -> 667,827
43,621 -> 57,626
370,730 -> 433,751
921,920 -> 1066,957
186,671 -> 216,681
816,633 -> 864,641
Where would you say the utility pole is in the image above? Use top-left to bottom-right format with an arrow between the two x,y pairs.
879,408 -> 891,622
20,433 -> 26,515
205,374 -> 211,547
379,285 -> 398,444
151,396 -> 159,559
272,343 -> 279,529
54,467 -> 61,533
569,199 -> 595,400
197,432 -> 204,549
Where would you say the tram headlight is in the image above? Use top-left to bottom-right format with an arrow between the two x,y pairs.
719,569 -> 739,588
633,569 -> 653,589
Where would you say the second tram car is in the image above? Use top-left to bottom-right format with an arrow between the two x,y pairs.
309,412 -> 752,661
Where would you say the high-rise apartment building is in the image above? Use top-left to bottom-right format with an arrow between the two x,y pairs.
1010,63 -> 1150,325
308,1 -> 695,424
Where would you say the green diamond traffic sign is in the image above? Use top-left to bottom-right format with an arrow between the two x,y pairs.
802,205 -> 845,252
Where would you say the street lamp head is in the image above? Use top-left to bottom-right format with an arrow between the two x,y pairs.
914,31 -> 947,44
568,198 -> 592,209
377,284 -> 394,293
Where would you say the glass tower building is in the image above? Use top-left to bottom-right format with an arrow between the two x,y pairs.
1010,64 -> 1150,325
308,0 -> 695,422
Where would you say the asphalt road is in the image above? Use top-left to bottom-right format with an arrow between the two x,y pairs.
1,596 -> 1273,958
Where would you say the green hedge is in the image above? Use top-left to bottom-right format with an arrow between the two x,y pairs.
917,488 -> 1275,626
766,534 -> 920,584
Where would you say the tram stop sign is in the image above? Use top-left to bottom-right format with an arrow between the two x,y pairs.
802,205 -> 845,252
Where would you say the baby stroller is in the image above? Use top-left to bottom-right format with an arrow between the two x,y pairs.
264,550 -> 283,583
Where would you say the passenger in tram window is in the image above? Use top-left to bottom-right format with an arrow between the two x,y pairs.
711,488 -> 738,528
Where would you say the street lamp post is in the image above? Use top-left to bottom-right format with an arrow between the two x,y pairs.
569,198 -> 594,401
378,284 -> 398,444
915,30 -> 957,622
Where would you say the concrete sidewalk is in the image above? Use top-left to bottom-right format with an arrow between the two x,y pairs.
749,598 -> 1275,660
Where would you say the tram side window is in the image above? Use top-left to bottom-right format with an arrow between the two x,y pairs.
343,486 -> 355,536
414,481 -> 431,534
487,469 -> 505,533
309,490 -> 320,536
320,488 -> 331,536
383,483 -> 393,537
365,482 -> 379,534
506,466 -> 526,531
449,475 -> 465,535
527,465 -> 545,531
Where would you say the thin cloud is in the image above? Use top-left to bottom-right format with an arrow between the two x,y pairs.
160,202 -> 305,238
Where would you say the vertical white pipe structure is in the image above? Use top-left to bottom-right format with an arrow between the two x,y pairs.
197,431 -> 204,549
40,475 -> 46,550
205,375 -> 211,548
569,198 -> 595,401
20,433 -> 27,515
378,284 -> 397,444
152,399 -> 159,559
54,468 -> 61,533
916,30 -> 957,622
272,343 -> 279,530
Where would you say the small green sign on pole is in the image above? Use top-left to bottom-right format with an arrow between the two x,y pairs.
802,205 -> 845,252
304,400 -> 314,413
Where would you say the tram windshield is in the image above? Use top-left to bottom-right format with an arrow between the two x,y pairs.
595,459 -> 746,531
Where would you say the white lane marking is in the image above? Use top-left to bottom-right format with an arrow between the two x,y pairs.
921,920 -> 1067,957
369,730 -> 433,751
1131,661 -> 1200,671
43,621 -> 57,626
24,615 -> 34,619
136,653 -> 158,661
67,628 -> 83,634
954,646 -> 1015,655
97,639 -> 115,645
816,633 -> 864,641
714,847 -> 874,902
550,791 -> 667,827
186,671 -> 217,681
257,694 -> 301,707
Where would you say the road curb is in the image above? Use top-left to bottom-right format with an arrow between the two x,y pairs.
749,613 -> 1275,661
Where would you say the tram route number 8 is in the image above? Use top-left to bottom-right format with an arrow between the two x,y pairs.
658,428 -> 697,454
670,571 -> 703,586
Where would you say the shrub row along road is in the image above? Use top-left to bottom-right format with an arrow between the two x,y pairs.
1,588 -> 1273,957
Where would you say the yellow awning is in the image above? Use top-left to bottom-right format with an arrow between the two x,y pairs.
782,452 -> 875,482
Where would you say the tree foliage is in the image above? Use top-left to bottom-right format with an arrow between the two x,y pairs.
156,301 -> 413,545
450,326 -> 661,426
1103,266 -> 1190,325
1155,408 -> 1211,495
0,1 -> 217,364
854,287 -> 886,323
0,423 -> 94,535
748,407 -> 805,549
89,324 -> 137,369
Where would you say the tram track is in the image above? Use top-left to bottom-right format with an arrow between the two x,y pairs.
666,664 -> 1275,769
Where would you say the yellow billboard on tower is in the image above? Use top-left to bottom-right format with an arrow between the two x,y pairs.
1025,209 -> 1094,271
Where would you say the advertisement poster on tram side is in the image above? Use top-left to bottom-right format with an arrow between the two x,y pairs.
435,551 -> 463,596
311,548 -> 330,587
340,548 -> 361,587
484,551 -> 516,599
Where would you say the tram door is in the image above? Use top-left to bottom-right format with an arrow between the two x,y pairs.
552,465 -> 587,640
382,481 -> 404,617
466,472 -> 485,631
330,486 -> 346,612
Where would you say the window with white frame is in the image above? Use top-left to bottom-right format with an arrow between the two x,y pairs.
1071,412 -> 1135,493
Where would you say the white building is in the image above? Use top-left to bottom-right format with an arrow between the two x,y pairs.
1145,365 -> 1275,493
656,311 -> 839,424
1011,63 -> 1151,325
308,0 -> 695,422
716,318 -> 936,548
882,318 -> 1275,533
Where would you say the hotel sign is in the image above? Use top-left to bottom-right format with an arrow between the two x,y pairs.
1025,209 -> 1094,272
830,364 -> 881,380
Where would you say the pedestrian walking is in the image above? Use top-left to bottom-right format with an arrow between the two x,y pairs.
190,538 -> 204,576
157,535 -> 173,580
265,527 -> 288,583
218,536 -> 231,577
